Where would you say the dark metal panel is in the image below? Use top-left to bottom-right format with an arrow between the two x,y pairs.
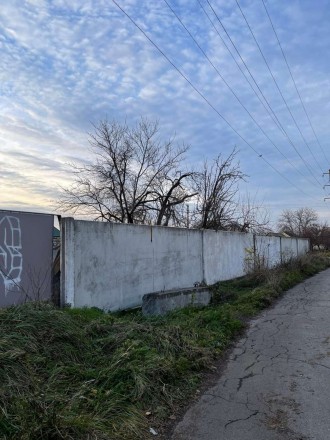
0,210 -> 53,307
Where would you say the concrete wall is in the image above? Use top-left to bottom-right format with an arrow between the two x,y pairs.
255,235 -> 281,268
142,286 -> 211,316
203,230 -> 254,284
61,219 -> 203,310
280,237 -> 297,262
0,210 -> 53,307
297,237 -> 310,255
61,218 -> 310,311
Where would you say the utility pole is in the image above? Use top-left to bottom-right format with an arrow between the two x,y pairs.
323,169 -> 330,201
323,169 -> 330,182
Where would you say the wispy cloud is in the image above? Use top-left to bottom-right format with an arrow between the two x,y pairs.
0,0 -> 329,222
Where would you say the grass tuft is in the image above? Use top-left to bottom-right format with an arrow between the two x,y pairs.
1,252 -> 329,439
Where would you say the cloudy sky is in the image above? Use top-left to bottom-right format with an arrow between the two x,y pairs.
1,0 -> 329,227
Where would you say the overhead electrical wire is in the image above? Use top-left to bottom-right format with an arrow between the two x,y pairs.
203,0 -> 285,138
163,0 -> 320,190
204,0 -> 323,188
235,0 -> 324,181
261,0 -> 329,167
203,0 -> 323,189
111,0 -> 315,200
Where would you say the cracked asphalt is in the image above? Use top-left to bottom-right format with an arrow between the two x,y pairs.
171,269 -> 330,440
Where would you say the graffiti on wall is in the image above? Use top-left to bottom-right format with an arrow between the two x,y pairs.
0,216 -> 23,295
0,210 -> 53,307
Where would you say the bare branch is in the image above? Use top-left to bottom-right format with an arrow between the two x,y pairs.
57,118 -> 194,225
192,148 -> 246,230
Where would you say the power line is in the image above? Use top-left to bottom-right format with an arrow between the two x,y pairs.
261,0 -> 329,167
205,0 -> 323,190
203,0 -> 285,138
235,0 -> 323,182
111,0 -> 315,200
164,0 -> 320,190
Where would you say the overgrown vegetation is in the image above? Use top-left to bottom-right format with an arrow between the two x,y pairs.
1,252 -> 329,439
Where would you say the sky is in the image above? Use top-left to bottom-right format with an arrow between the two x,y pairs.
1,0 -> 330,229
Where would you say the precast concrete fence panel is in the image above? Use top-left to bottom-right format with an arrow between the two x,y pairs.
60,218 -> 310,311
280,237 -> 298,262
203,230 -> 254,284
255,235 -> 281,268
297,237 -> 310,254
61,219 -> 203,310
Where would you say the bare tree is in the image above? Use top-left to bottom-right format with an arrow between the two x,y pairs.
58,119 -> 252,230
59,118 -> 196,225
277,207 -> 328,249
151,172 -> 197,226
191,149 -> 245,230
234,193 -> 271,233
318,224 -> 330,250
304,221 -> 330,250
278,207 -> 318,237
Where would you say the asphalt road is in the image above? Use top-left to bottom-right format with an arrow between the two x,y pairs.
171,269 -> 330,440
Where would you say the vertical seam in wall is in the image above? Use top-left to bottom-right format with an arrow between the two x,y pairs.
296,238 -> 299,257
253,234 -> 256,271
152,247 -> 155,292
62,218 -> 75,307
60,217 -> 65,307
71,219 -> 75,307
202,229 -> 205,283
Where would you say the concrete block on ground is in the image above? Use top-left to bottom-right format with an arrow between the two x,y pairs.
142,286 -> 211,316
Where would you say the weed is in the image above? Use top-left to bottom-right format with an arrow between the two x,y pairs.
0,252 -> 329,439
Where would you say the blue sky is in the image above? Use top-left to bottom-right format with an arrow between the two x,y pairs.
1,0 -> 329,228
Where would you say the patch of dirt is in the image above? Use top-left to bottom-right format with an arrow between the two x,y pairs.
263,395 -> 309,440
